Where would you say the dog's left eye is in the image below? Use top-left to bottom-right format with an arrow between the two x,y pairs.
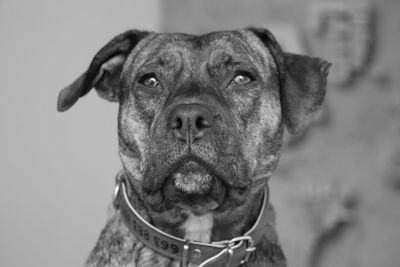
231,72 -> 254,86
139,74 -> 161,88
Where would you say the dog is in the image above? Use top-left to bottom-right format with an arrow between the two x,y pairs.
57,28 -> 330,267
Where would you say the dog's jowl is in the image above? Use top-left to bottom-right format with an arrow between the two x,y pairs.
58,28 -> 330,267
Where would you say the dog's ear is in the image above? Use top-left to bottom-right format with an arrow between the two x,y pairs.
57,30 -> 149,112
248,28 -> 331,134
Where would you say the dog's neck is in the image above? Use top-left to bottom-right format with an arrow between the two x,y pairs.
123,170 -> 264,243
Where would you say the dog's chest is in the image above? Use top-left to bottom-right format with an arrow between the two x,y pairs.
180,212 -> 214,243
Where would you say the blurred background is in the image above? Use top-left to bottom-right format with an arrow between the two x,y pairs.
0,0 -> 399,266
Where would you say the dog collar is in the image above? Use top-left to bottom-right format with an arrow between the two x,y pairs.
113,173 -> 270,267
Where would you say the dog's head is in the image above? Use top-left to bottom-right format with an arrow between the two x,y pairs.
58,28 -> 330,216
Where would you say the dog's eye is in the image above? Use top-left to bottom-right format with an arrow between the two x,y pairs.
231,72 -> 254,86
139,74 -> 161,88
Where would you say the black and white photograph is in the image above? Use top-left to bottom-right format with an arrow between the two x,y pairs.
1,1 -> 400,267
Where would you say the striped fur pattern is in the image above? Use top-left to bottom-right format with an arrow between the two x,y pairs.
58,28 -> 330,266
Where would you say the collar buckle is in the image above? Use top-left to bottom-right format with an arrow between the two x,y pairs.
198,236 -> 256,267
228,236 -> 256,264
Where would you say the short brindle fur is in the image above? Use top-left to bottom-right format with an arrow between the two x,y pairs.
58,28 -> 330,267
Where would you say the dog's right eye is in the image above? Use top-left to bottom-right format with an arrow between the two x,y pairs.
139,74 -> 161,88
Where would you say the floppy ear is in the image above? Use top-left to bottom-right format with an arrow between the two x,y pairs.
248,28 -> 331,134
57,30 -> 149,112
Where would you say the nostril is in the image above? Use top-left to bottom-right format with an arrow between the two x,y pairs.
196,116 -> 204,129
169,117 -> 183,129
196,116 -> 212,129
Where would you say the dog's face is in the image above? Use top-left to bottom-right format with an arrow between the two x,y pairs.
119,31 -> 284,215
58,28 -> 330,216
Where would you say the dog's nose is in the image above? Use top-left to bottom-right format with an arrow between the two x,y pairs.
168,104 -> 214,143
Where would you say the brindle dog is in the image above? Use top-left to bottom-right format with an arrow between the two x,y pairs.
58,28 -> 330,267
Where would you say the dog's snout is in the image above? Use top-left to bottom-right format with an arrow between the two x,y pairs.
168,104 -> 214,143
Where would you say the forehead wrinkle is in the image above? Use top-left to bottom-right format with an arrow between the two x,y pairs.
206,49 -> 233,71
171,45 -> 193,82
123,34 -> 165,86
143,44 -> 185,76
203,34 -> 265,76
237,30 -> 277,77
125,35 -> 194,88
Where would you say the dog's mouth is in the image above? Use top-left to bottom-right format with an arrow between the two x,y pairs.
163,160 -> 227,215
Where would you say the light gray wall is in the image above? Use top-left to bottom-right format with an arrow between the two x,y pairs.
0,1 -> 160,266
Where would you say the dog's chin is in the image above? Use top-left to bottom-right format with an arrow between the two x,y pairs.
163,161 -> 227,215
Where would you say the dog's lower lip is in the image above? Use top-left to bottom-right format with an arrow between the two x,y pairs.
161,160 -> 227,213
170,160 -> 215,194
